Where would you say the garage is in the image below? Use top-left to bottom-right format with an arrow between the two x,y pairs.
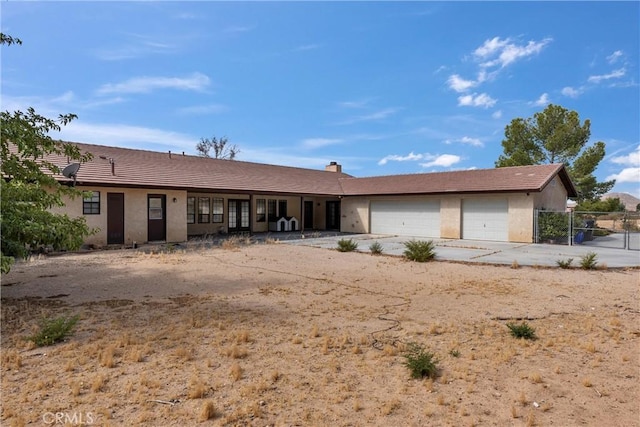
370,200 -> 440,237
462,199 -> 508,241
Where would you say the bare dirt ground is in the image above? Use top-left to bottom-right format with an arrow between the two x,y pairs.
1,242 -> 638,426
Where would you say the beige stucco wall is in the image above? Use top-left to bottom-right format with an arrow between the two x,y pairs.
507,194 -> 534,242
533,176 -> 569,211
54,186 -> 187,246
340,198 -> 369,233
342,192 -> 545,243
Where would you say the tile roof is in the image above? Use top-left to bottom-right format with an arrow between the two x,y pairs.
53,142 -> 350,196
49,142 -> 577,198
339,164 -> 577,197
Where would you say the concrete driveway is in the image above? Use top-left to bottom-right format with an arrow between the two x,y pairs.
282,233 -> 640,268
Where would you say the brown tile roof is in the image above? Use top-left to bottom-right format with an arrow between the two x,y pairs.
339,164 -> 578,198
53,142 -> 351,196
50,142 -> 577,198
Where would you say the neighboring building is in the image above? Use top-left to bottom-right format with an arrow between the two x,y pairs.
48,142 -> 577,246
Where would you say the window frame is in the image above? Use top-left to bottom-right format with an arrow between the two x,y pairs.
256,199 -> 266,222
83,191 -> 100,215
187,197 -> 196,224
212,198 -> 224,223
268,199 -> 277,222
198,197 -> 210,223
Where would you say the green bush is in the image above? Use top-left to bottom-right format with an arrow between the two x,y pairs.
403,240 -> 436,262
538,211 -> 569,242
369,241 -> 383,255
403,342 -> 439,379
556,258 -> 573,269
580,252 -> 598,270
336,238 -> 358,252
28,314 -> 80,347
506,322 -> 537,340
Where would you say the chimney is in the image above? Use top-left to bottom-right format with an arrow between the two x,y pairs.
325,161 -> 342,173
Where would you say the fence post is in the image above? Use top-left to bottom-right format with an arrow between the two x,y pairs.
568,211 -> 573,246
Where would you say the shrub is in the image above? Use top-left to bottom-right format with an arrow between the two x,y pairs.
556,258 -> 573,269
336,238 -> 358,252
369,241 -> 383,255
403,342 -> 439,379
403,240 -> 436,262
506,322 -> 537,340
580,252 -> 598,270
28,314 -> 80,347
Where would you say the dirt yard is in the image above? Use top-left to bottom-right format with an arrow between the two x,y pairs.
1,241 -> 638,426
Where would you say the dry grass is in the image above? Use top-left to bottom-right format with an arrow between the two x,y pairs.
199,400 -> 217,421
1,244 -> 637,427
230,362 -> 243,382
188,377 -> 207,399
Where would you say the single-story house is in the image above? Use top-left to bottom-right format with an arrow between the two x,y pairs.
47,142 -> 577,246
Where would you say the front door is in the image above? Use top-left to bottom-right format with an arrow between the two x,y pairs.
326,201 -> 341,230
148,194 -> 166,242
107,193 -> 124,244
304,201 -> 314,230
228,199 -> 250,233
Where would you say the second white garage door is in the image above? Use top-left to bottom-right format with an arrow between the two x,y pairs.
370,200 -> 440,237
462,199 -> 508,241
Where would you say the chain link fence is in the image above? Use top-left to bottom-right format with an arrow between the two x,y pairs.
535,210 -> 640,250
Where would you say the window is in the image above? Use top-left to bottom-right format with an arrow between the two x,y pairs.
278,200 -> 288,218
83,191 -> 100,214
268,199 -> 277,221
212,198 -> 224,223
198,197 -> 210,223
256,199 -> 266,222
187,197 -> 195,224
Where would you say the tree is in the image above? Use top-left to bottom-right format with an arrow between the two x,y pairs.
1,36 -> 95,273
496,104 -> 614,202
575,197 -> 625,212
196,136 -> 239,160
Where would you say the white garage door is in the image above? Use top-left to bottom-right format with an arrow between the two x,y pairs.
462,199 -> 508,241
370,200 -> 440,237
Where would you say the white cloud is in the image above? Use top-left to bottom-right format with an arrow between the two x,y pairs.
492,110 -> 503,119
561,86 -> 582,98
59,121 -> 197,152
606,168 -> 640,183
420,154 -> 461,168
460,136 -> 484,147
607,50 -> 623,64
176,104 -> 228,115
445,137 -> 483,147
337,107 -> 399,125
447,74 -> 476,93
588,68 -> 626,84
533,93 -> 550,106
301,138 -> 343,149
96,73 -> 211,95
610,145 -> 640,166
338,99 -> 372,109
378,152 -> 423,165
474,37 -> 510,58
458,93 -> 497,108
93,33 -> 179,61
475,37 -> 552,69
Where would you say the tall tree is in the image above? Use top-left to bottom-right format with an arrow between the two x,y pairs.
1,35 -> 95,273
496,104 -> 614,202
196,136 -> 239,160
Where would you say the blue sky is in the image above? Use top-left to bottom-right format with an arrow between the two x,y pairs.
2,1 -> 639,197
